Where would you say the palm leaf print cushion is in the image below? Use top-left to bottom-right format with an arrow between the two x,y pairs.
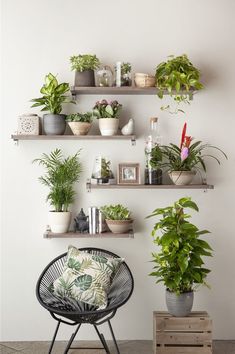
53,246 -> 124,309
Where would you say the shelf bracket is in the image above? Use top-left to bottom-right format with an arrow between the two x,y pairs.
131,136 -> 136,146
86,180 -> 91,192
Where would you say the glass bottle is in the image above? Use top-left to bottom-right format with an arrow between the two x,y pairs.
144,117 -> 163,185
96,65 -> 113,87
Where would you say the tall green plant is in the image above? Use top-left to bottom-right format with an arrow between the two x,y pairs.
31,73 -> 74,114
33,149 -> 82,212
146,197 -> 212,294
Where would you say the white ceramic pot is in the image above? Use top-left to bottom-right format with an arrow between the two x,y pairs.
48,211 -> 71,233
105,219 -> 133,233
68,122 -> 91,135
98,118 -> 119,136
169,171 -> 196,185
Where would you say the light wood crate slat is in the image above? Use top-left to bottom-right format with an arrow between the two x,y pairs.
155,317 -> 212,332
156,332 -> 212,345
155,348 -> 212,354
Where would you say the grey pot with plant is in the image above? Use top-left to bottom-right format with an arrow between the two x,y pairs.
150,123 -> 227,185
93,99 -> 122,136
100,204 -> 133,233
155,54 -> 204,114
70,54 -> 100,87
33,149 -> 82,233
31,73 -> 74,135
66,112 -> 93,136
147,197 -> 213,317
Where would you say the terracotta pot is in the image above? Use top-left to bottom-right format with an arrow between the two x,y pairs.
48,211 -> 71,233
169,171 -> 196,185
68,122 -> 91,135
166,289 -> 194,317
105,219 -> 133,233
98,118 -> 119,136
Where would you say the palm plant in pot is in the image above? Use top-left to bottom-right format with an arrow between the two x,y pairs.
31,73 -> 74,135
150,123 -> 227,185
33,149 -> 82,233
70,54 -> 100,87
147,197 -> 212,317
100,204 -> 133,233
93,99 -> 122,136
66,112 -> 93,136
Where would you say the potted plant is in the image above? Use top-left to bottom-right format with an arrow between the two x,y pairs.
70,54 -> 100,87
150,123 -> 227,185
147,197 -> 212,316
91,156 -> 115,184
33,149 -> 82,233
155,54 -> 204,113
66,112 -> 93,135
100,204 -> 133,233
93,99 -> 122,136
31,73 -> 74,135
121,62 -> 132,86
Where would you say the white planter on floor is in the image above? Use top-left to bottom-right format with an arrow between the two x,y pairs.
98,118 -> 119,136
48,211 -> 71,233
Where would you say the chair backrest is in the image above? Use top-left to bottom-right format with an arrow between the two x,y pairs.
36,247 -> 134,314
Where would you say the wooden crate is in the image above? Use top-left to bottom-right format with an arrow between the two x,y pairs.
153,311 -> 212,354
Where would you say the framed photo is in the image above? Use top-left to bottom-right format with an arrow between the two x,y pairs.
118,163 -> 140,185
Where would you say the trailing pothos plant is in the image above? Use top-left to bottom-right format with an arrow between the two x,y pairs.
33,149 -> 82,212
146,197 -> 213,294
31,73 -> 74,114
100,204 -> 131,220
155,54 -> 204,114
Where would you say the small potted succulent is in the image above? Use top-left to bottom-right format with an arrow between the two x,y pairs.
91,156 -> 115,184
31,73 -> 74,135
147,197 -> 213,317
121,62 -> 132,86
151,123 -> 227,185
93,99 -> 122,136
66,112 -> 93,135
100,204 -> 133,233
70,54 -> 100,87
155,54 -> 204,113
33,149 -> 82,233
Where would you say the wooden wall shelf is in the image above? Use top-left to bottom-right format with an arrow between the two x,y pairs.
44,230 -> 134,239
86,182 -> 214,191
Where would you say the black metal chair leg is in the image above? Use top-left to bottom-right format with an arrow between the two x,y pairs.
94,324 -> 111,354
63,323 -> 81,354
48,320 -> 61,354
108,320 -> 120,354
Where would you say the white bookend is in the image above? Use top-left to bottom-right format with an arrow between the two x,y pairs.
91,207 -> 97,234
88,207 -> 92,234
98,210 -> 107,233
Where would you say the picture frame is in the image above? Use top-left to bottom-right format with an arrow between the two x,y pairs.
118,163 -> 140,185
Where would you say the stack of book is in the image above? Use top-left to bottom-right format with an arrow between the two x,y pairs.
88,207 -> 107,234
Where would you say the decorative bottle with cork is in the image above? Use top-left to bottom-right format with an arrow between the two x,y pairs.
144,117 -> 162,185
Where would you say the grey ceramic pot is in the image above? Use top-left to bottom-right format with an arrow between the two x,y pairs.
166,289 -> 194,317
75,69 -> 95,87
43,114 -> 66,135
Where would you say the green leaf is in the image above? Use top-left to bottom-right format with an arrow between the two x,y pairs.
74,274 -> 92,291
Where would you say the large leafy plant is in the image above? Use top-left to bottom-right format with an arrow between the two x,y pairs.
151,123 -> 227,173
66,112 -> 93,123
93,99 -> 122,119
31,73 -> 74,114
70,54 -> 100,72
33,149 -> 82,212
147,197 -> 212,294
155,54 -> 203,113
100,204 -> 131,220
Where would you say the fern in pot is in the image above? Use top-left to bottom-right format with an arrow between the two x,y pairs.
147,197 -> 212,317
93,99 -> 122,136
31,73 -> 74,135
70,54 -> 100,87
66,112 -> 93,136
33,149 -> 82,233
100,204 -> 133,233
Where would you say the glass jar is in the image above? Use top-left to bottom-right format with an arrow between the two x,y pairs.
96,65 -> 113,87
91,156 -> 114,184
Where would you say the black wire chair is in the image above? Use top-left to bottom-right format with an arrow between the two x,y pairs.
36,247 -> 134,354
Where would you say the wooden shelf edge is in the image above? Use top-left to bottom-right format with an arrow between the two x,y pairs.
11,134 -> 136,141
86,183 -> 214,190
44,230 -> 134,239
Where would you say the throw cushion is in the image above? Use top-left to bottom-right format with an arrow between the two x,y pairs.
53,246 -> 123,309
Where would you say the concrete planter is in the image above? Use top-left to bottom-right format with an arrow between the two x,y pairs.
98,118 -> 119,136
68,122 -> 91,135
169,171 -> 196,185
48,211 -> 71,233
75,69 -> 95,87
43,114 -> 66,135
105,219 -> 133,233
166,289 -> 194,317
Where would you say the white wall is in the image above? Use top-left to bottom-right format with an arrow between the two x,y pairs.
1,0 -> 235,341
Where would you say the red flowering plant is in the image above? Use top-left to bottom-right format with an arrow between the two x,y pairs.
93,99 -> 122,119
150,123 -> 227,173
